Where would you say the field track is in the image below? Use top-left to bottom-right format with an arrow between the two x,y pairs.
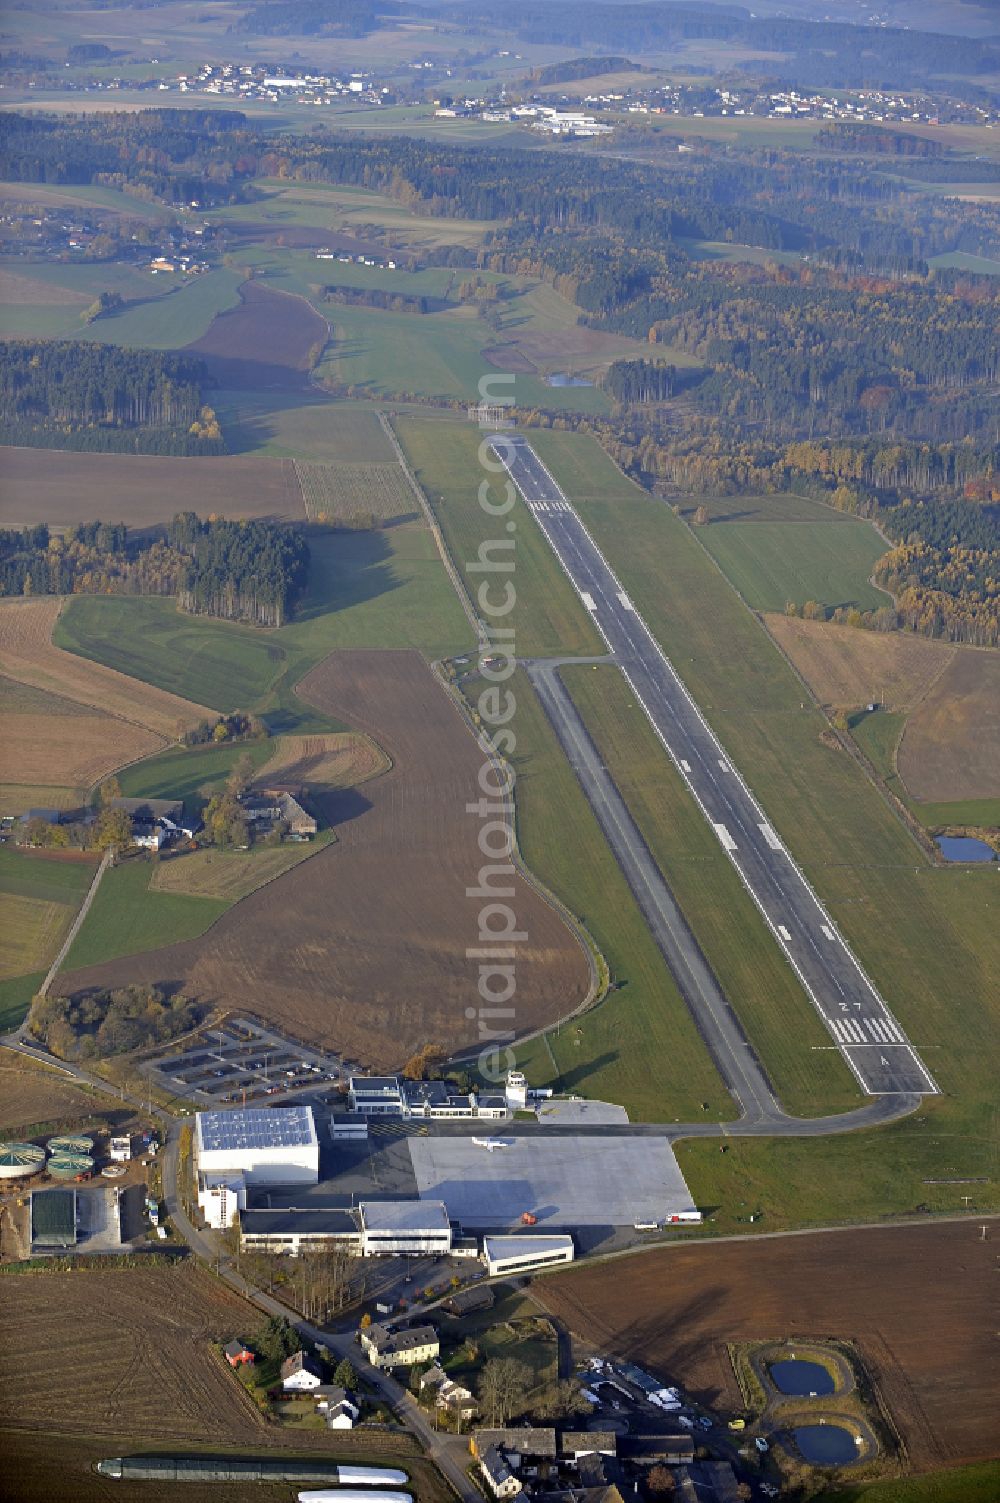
537,1220 -> 1000,1473
54,650 -> 591,1065
0,447 -> 307,530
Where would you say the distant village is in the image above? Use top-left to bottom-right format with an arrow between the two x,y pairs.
7,52 -> 997,135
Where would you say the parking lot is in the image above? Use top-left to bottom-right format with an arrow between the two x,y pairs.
142,1016 -> 347,1107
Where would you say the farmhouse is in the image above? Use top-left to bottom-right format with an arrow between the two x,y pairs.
281,1350 -> 323,1390
472,1430 -> 558,1465
242,787 -> 318,838
360,1323 -> 440,1370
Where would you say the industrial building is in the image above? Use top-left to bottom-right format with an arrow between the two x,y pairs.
240,1207 -> 361,1255
359,1200 -> 452,1257
195,1105 -> 319,1229
482,1234 -> 575,1278
30,1187 -> 77,1249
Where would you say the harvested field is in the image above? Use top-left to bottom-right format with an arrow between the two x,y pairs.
256,730 -> 389,788
55,650 -> 591,1066
0,1263 -> 270,1443
0,447 -> 307,530
764,615 -> 1000,803
185,279 -> 329,390
149,836 -> 331,902
537,1221 -> 1000,1473
764,614 -> 955,711
295,459 -> 417,524
0,266 -> 87,307
0,891 -> 75,979
0,1049 -> 105,1131
0,708 -> 162,794
899,649 -> 1000,803
0,597 -> 216,734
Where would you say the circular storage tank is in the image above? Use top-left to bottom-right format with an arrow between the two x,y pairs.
48,1153 -> 94,1180
0,1141 -> 46,1179
47,1135 -> 93,1156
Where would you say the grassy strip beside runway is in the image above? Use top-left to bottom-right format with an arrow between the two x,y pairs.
561,664 -> 862,1118
489,670 -> 731,1123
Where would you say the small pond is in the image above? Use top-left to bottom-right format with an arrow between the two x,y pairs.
546,372 -> 594,387
769,1359 -> 835,1397
935,835 -> 995,863
793,1424 -> 861,1466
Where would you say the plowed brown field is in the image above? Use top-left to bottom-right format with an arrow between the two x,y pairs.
55,650 -> 591,1066
0,447 -> 306,530
0,597 -> 215,735
537,1221 -> 999,1472
0,1263 -> 266,1442
185,280 -> 329,390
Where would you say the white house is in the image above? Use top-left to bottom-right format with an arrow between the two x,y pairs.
281,1351 -> 323,1391
326,1397 -> 360,1429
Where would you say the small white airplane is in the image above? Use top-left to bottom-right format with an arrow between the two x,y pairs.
472,1137 -> 513,1152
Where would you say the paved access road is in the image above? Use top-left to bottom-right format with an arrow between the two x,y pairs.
493,434 -> 937,1099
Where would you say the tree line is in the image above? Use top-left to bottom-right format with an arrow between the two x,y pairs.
0,512 -> 310,628
0,340 -> 223,456
29,985 -> 203,1061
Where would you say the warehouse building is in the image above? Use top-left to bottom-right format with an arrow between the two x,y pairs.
359,1200 -> 452,1256
240,1207 -> 361,1255
196,1106 -> 319,1228
482,1234 -> 575,1278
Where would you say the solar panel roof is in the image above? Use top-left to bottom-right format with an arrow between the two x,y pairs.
197,1105 -> 316,1153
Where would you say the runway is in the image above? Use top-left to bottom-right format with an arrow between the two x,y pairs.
493,434 -> 937,1098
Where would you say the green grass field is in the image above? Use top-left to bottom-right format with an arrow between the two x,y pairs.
54,524 -> 472,724
316,300 -> 611,411
395,415 -> 603,659
0,850 -> 99,1026
217,391 -> 394,463
562,664 -> 862,1117
117,740 -> 275,808
698,518 -> 890,612
526,428 -> 1000,1213
0,261 -> 244,347
827,1461 -> 1000,1503
62,856 -> 229,972
494,670 -> 731,1122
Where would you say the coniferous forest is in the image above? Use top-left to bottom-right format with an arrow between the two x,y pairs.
0,341 -> 224,455
0,514 -> 309,627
